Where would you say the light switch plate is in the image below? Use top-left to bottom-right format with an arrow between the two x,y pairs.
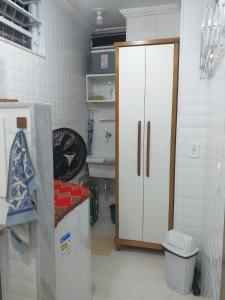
189,144 -> 200,159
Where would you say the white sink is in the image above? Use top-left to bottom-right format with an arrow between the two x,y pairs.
86,156 -> 115,178
86,156 -> 115,165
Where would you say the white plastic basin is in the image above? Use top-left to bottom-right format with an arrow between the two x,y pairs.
86,156 -> 115,178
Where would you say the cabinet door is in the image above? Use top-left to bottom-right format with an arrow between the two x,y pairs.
118,46 -> 145,241
143,44 -> 174,244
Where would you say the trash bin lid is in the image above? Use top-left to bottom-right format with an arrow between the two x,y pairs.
162,230 -> 199,258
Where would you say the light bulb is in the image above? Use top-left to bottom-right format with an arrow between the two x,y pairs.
93,8 -> 105,26
96,15 -> 103,25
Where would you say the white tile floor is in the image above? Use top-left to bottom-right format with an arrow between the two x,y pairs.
92,216 -> 115,237
92,249 -> 205,300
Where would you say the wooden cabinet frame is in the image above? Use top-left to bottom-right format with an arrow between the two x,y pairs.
114,38 -> 180,251
220,217 -> 225,300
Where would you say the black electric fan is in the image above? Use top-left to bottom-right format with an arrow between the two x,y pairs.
53,128 -> 87,181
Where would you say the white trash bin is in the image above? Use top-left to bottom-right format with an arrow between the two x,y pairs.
162,230 -> 199,295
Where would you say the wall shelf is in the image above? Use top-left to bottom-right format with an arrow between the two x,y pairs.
86,73 -> 115,78
87,100 -> 115,103
86,73 -> 115,103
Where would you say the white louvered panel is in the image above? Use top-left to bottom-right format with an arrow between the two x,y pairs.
1,0 -> 41,25
0,0 -> 42,52
0,16 -> 32,37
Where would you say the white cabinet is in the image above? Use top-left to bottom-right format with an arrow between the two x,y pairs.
115,39 -> 179,250
55,200 -> 92,300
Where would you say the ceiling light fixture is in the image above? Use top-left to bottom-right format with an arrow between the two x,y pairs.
93,8 -> 105,26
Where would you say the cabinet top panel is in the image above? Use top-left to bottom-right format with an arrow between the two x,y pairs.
0,103 -> 52,109
114,37 -> 180,48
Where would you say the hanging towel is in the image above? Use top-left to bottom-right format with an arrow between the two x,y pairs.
6,130 -> 38,253
87,118 -> 94,155
10,225 -> 30,254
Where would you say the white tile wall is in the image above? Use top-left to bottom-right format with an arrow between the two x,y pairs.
174,0 -> 208,244
177,0 -> 225,299
126,11 -> 180,41
201,47 -> 225,300
90,104 -> 115,159
0,0 -> 90,139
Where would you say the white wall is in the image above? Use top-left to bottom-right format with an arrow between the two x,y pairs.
121,5 -> 180,41
174,0 -> 207,245
0,0 -> 90,139
201,11 -> 225,300
176,0 -> 225,299
90,104 -> 115,159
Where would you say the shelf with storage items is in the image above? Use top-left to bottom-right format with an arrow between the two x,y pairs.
86,74 -> 115,103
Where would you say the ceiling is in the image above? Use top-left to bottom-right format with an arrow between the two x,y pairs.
66,0 -> 180,29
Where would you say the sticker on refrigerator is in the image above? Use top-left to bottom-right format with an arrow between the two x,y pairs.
101,54 -> 109,70
60,232 -> 72,258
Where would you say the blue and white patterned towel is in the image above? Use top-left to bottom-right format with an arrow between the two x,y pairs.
6,130 -> 38,253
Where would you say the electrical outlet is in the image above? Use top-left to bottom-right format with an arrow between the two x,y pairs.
189,144 -> 200,159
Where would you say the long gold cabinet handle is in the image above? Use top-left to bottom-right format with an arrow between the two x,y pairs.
137,121 -> 141,176
146,121 -> 151,177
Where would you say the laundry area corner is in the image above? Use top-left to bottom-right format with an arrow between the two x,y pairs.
0,0 -> 225,300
